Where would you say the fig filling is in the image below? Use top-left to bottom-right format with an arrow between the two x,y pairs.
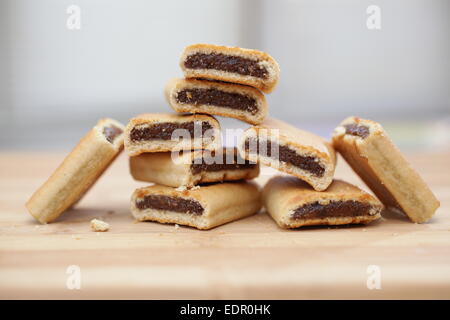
191,150 -> 256,174
344,124 -> 370,139
136,195 -> 204,215
292,200 -> 374,220
103,125 -> 123,143
184,53 -> 268,79
130,122 -> 213,141
243,137 -> 325,177
176,88 -> 259,115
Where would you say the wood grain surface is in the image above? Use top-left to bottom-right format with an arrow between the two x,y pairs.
0,151 -> 449,299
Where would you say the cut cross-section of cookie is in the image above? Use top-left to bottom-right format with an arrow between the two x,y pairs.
262,176 -> 383,229
26,118 -> 125,224
238,118 -> 336,191
131,181 -> 261,230
165,78 -> 268,125
180,44 -> 280,93
124,113 -> 221,156
130,147 -> 259,187
332,116 -> 440,223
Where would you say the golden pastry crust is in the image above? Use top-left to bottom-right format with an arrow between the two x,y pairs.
129,148 -> 260,187
180,43 -> 280,93
262,176 -> 382,229
124,113 -> 221,156
238,117 -> 336,191
165,78 -> 268,125
332,116 -> 440,223
131,181 -> 262,230
26,118 -> 125,224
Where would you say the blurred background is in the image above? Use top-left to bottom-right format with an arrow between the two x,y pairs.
1,0 -> 449,150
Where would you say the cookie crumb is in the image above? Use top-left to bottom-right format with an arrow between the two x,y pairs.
174,224 -> 180,229
175,185 -> 187,192
90,219 -> 110,232
190,185 -> 201,191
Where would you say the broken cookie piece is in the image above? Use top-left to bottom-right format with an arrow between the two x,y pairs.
262,176 -> 383,229
238,118 -> 336,191
165,78 -> 268,125
131,181 -> 261,230
332,116 -> 440,223
180,44 -> 280,93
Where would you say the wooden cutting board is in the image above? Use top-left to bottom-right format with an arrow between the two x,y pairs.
0,151 -> 449,299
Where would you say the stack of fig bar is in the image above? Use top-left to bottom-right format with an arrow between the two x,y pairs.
25,43 -> 439,228
124,44 -> 281,230
125,43 -> 440,230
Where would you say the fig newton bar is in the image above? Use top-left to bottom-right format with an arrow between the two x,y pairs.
332,116 -> 440,223
131,181 -> 261,230
180,44 -> 280,93
124,113 -> 221,156
239,118 -> 336,191
26,118 -> 125,223
262,176 -> 382,229
165,78 -> 268,125
130,147 -> 259,187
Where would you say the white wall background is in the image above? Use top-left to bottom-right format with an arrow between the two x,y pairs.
260,0 -> 449,121
1,0 -> 449,149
